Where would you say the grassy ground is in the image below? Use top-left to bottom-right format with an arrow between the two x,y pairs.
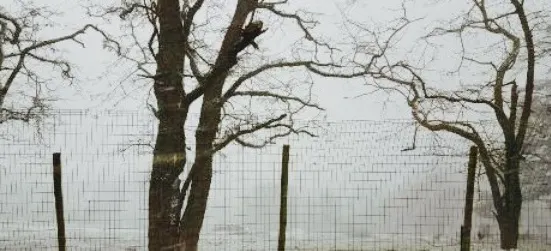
296,239 -> 551,251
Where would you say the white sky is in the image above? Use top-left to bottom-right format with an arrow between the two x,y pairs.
2,0 -> 551,249
3,0 -> 549,123
2,0 -> 436,120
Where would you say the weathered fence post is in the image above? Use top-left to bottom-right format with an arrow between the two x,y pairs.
53,152 -> 66,251
461,146 -> 478,251
278,145 -> 290,251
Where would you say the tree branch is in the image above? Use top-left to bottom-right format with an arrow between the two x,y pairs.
222,60 -> 325,100
1,24 -> 120,105
213,113 -> 287,152
511,0 -> 536,147
230,90 -> 324,110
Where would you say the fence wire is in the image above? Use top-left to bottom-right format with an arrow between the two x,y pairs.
0,110 -> 550,250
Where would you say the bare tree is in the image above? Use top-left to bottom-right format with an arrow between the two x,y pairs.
0,3 -> 118,124
473,79 -> 551,241
91,0 -> 351,250
313,0 -> 547,249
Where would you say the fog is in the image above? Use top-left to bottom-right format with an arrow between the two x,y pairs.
0,111 -> 471,249
2,0 -> 551,250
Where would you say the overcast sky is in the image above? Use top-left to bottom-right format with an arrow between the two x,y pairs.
4,0 -> 550,123
3,1 -> 551,249
0,0 -> 457,121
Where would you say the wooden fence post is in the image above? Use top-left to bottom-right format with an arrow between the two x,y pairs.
53,152 -> 66,251
278,145 -> 290,251
461,146 -> 478,251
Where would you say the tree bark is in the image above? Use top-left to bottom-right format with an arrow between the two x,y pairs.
178,159 -> 213,251
497,210 -> 520,249
496,155 -> 522,250
177,1 -> 257,249
178,86 -> 222,251
148,0 -> 188,250
149,115 -> 187,250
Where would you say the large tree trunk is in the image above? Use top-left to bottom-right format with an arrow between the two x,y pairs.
178,82 -> 224,250
178,159 -> 213,250
177,118 -> 218,250
148,0 -> 187,250
149,113 -> 187,250
175,1 -> 258,249
497,209 -> 520,249
495,155 -> 523,250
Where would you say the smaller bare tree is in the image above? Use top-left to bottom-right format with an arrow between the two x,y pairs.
311,0 -> 548,249
0,3 -> 118,124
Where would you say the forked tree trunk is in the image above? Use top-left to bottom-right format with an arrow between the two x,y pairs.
495,156 -> 523,250
497,209 -> 521,250
176,1 -> 257,249
178,81 -> 224,250
178,116 -> 219,250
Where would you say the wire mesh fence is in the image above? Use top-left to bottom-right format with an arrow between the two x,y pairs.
0,110 -> 550,250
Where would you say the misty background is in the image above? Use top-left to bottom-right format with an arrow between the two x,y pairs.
1,0 -> 551,250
